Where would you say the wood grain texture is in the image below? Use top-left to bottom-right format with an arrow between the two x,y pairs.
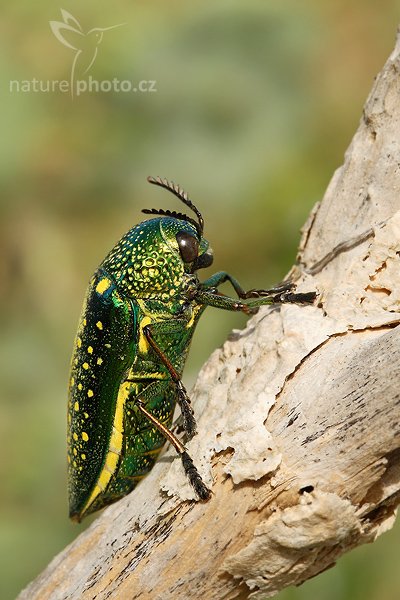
18,30 -> 400,600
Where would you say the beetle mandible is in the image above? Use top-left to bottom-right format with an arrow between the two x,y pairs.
67,176 -> 316,521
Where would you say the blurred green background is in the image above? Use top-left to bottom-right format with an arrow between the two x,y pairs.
1,1 -> 399,599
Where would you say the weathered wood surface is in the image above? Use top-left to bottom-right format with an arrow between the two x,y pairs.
19,31 -> 400,600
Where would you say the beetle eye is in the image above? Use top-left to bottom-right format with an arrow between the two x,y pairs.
176,231 -> 199,263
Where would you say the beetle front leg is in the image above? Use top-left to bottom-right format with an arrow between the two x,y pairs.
143,324 -> 197,439
194,289 -> 258,314
201,271 -> 296,298
195,287 -> 316,314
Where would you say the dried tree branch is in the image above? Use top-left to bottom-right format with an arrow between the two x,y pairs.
19,30 -> 400,600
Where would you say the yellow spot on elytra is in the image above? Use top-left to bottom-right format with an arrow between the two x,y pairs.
87,389 -> 94,398
77,337 -> 82,348
73,460 -> 77,468
67,455 -> 71,464
88,346 -> 93,354
70,377 -> 75,386
83,318 -> 87,326
97,357 -> 103,365
82,432 -> 89,441
78,383 -> 83,391
73,447 -> 77,456
81,454 -> 86,460
96,278 -> 112,295
74,401 -> 79,412
83,362 -> 89,370
84,412 -> 89,419
96,321 -> 103,330
73,433 -> 78,441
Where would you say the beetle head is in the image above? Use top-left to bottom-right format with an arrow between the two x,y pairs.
144,176 -> 213,274
102,179 -> 213,299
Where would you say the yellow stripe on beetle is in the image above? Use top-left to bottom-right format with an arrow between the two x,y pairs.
79,381 -> 129,516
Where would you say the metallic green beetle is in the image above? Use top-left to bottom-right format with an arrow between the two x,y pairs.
67,176 -> 315,521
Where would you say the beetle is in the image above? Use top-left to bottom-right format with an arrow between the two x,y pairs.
67,176 -> 316,521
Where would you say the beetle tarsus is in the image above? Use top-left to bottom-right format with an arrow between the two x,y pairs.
181,402 -> 197,439
245,280 -> 296,298
181,451 -> 211,500
176,381 -> 197,438
273,291 -> 317,304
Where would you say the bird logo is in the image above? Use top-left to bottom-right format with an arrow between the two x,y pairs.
50,9 -> 125,97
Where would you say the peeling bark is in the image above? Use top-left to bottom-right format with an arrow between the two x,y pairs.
18,30 -> 400,600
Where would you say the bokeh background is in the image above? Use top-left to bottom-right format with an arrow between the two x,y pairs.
1,2 -> 400,599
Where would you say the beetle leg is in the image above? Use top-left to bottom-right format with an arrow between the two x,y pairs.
194,289 -> 258,314
246,290 -> 317,305
134,399 -> 211,500
201,271 -> 296,298
195,288 -> 316,314
143,324 -> 197,439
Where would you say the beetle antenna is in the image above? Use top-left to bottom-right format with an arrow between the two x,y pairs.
142,207 -> 199,231
145,176 -> 204,238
